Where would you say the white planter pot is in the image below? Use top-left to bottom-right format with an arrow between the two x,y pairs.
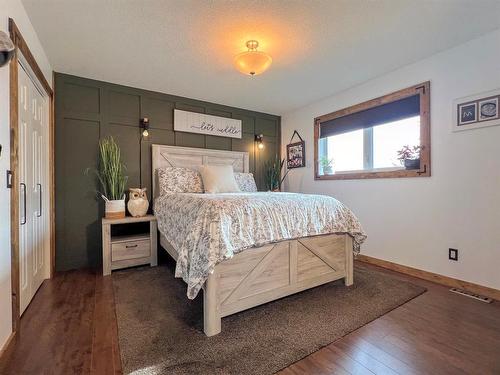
103,196 -> 126,219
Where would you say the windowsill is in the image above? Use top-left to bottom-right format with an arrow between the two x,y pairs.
328,166 -> 405,174
315,165 -> 429,180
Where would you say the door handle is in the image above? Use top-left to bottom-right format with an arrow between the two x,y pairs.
20,183 -> 26,225
125,244 -> 138,248
37,183 -> 42,217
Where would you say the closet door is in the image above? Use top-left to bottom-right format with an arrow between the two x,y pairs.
18,62 -> 48,315
19,63 -> 32,315
31,76 -> 46,294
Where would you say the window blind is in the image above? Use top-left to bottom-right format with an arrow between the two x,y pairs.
319,94 -> 420,138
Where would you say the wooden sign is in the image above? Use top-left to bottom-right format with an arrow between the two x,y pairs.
174,109 -> 242,139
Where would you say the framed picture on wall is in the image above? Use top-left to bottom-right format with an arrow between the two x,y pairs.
287,140 -> 305,168
479,97 -> 498,121
458,102 -> 477,125
453,89 -> 500,132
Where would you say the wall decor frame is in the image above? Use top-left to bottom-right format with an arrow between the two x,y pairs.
174,109 -> 242,139
453,89 -> 500,132
286,130 -> 305,168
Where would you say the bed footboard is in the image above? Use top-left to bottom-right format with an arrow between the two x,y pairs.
203,233 -> 354,336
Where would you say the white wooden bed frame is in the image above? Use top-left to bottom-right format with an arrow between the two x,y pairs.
152,144 -> 354,336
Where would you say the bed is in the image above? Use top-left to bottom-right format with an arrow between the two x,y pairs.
152,144 -> 366,336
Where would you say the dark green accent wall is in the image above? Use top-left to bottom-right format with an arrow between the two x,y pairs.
55,73 -> 281,271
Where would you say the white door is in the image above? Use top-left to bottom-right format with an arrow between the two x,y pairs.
18,60 -> 49,315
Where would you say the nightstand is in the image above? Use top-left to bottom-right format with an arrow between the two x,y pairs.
102,215 -> 157,276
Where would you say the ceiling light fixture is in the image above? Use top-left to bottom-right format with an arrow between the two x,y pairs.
234,40 -> 272,76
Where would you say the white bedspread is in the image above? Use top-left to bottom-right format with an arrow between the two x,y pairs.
155,192 -> 366,299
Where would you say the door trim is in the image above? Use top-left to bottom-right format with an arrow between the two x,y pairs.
9,18 -> 54,334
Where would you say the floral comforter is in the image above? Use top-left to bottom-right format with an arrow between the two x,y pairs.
155,192 -> 366,299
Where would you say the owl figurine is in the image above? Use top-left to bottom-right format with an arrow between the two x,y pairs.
127,188 -> 149,217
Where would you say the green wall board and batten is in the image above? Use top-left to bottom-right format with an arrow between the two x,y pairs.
55,73 -> 281,271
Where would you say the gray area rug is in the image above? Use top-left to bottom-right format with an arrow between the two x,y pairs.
113,263 -> 425,374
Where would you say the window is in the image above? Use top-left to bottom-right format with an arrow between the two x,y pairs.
314,82 -> 430,180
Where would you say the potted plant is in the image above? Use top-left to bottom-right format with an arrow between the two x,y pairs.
397,145 -> 421,170
319,157 -> 334,175
88,137 -> 128,219
264,157 -> 290,191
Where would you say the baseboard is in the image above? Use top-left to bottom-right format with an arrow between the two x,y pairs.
0,331 -> 15,359
356,254 -> 500,301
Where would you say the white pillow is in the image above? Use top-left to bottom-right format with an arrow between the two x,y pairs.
199,165 -> 240,193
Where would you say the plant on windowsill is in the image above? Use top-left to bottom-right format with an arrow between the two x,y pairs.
397,145 -> 421,170
319,157 -> 334,175
264,157 -> 290,192
86,136 -> 128,219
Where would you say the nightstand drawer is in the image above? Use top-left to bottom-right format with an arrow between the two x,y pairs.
112,239 -> 150,261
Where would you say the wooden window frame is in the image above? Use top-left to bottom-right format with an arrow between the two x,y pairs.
314,81 -> 430,180
9,18 -> 55,335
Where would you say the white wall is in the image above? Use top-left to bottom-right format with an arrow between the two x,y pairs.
282,29 -> 500,291
0,0 -> 52,350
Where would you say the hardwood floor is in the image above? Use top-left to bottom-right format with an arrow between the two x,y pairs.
0,270 -> 121,375
1,261 -> 499,374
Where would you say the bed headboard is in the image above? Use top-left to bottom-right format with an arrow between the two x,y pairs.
152,144 -> 250,200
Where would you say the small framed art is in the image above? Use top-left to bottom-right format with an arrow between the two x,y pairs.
286,130 -> 306,169
479,97 -> 498,121
453,89 -> 500,132
287,141 -> 305,168
458,102 -> 477,125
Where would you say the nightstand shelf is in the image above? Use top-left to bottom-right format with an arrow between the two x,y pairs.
111,233 -> 150,243
102,214 -> 157,275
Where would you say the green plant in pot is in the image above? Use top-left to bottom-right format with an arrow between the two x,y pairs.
319,157 -> 334,175
397,145 -> 421,170
88,137 -> 128,219
264,157 -> 290,192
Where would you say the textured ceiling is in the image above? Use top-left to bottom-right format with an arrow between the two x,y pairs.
21,0 -> 500,115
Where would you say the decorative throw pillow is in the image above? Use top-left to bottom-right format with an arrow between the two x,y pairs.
234,172 -> 258,192
157,167 -> 204,195
199,165 -> 240,194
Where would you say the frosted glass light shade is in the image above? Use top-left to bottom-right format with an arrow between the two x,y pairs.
234,40 -> 272,76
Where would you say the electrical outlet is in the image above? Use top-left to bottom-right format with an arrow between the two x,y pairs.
449,248 -> 458,261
